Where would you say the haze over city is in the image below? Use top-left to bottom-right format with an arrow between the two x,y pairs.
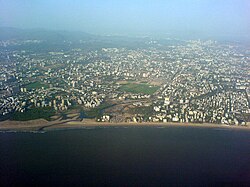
1,1 -> 250,186
1,0 -> 250,40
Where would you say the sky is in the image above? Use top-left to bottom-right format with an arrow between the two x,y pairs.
0,0 -> 249,38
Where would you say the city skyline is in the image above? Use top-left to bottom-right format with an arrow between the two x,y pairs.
1,1 -> 250,186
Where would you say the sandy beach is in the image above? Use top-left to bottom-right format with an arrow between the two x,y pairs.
0,118 -> 249,132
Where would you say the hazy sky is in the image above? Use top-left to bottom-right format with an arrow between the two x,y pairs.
0,0 -> 249,37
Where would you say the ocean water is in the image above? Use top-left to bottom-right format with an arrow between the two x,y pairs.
0,126 -> 250,186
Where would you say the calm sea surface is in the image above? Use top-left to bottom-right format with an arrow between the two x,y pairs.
0,126 -> 250,186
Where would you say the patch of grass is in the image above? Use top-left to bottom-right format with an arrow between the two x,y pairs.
25,82 -> 49,90
129,106 -> 153,118
84,109 -> 100,118
84,102 -> 113,118
10,107 -> 55,121
119,83 -> 159,95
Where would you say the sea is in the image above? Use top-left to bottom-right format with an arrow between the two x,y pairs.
0,126 -> 250,186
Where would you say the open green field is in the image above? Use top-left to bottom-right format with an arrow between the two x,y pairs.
129,106 -> 153,119
119,82 -> 160,95
25,82 -> 49,90
10,107 -> 55,121
84,102 -> 113,118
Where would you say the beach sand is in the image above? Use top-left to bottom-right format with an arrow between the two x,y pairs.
0,118 -> 249,132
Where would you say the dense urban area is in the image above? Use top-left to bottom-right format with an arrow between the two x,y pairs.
0,37 -> 249,126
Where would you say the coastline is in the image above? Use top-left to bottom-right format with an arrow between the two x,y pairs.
0,118 -> 249,132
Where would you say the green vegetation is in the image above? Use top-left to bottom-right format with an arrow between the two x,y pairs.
84,108 -> 100,118
25,81 -> 49,90
84,103 -> 113,118
119,82 -> 160,95
10,107 -> 55,121
129,106 -> 153,118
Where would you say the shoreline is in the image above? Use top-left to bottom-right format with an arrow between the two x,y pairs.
0,119 -> 249,132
